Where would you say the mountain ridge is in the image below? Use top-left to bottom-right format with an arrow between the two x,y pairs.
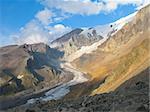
71,4 -> 150,94
0,4 -> 149,112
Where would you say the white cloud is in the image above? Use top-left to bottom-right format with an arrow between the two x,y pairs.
35,8 -> 54,25
39,0 -> 104,15
16,20 -> 50,44
104,0 -> 142,5
103,0 -> 150,12
12,0 -> 149,45
0,33 -> 16,47
53,11 -> 71,22
48,24 -> 72,41
35,7 -> 70,26
14,20 -> 72,44
39,0 -> 149,15
104,1 -> 118,12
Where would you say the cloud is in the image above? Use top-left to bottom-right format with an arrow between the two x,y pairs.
35,8 -> 54,25
39,0 -> 104,15
13,5 -> 72,45
35,7 -> 70,26
53,11 -> 71,22
15,20 -> 50,44
103,1 -> 118,12
39,0 -> 149,15
11,0 -> 149,45
103,0 -> 141,5
48,24 -> 72,40
14,20 -> 72,44
0,33 -> 16,47
103,0 -> 150,12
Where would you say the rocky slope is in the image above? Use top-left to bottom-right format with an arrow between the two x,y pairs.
0,43 -> 89,110
50,28 -> 103,58
6,67 -> 149,112
72,5 -> 150,94
0,43 -> 71,95
0,4 -> 149,112
50,11 -> 136,58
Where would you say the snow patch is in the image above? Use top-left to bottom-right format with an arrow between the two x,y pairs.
67,37 -> 109,62
17,75 -> 24,79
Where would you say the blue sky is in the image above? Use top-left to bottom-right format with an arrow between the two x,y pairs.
61,5 -> 136,28
0,0 -> 149,46
0,0 -> 43,34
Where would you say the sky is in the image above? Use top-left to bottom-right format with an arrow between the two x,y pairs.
0,0 -> 149,47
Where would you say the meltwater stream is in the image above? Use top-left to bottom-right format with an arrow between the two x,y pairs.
27,63 -> 88,104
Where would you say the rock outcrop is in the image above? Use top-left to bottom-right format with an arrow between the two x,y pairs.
0,43 -> 65,95
51,28 -> 103,58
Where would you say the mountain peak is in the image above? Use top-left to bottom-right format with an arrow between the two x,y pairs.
51,28 -> 83,44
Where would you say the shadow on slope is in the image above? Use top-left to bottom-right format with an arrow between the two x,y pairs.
20,67 -> 149,112
26,45 -> 64,82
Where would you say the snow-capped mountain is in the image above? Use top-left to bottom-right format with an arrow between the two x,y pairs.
50,28 -> 103,58
72,4 -> 150,95
66,11 -> 137,62
81,11 -> 137,38
1,4 -> 149,112
50,11 -> 137,61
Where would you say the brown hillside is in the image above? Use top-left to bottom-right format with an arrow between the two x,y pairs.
72,5 -> 150,94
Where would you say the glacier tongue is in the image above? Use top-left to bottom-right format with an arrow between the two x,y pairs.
41,62 -> 88,101
27,62 -> 88,103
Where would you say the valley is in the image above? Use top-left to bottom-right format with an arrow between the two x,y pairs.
0,4 -> 149,112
